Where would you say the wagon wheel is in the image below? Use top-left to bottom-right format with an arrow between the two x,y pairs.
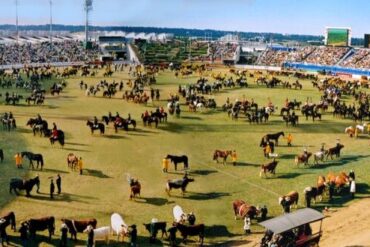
308,242 -> 319,247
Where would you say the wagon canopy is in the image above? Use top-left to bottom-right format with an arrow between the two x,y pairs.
259,208 -> 324,234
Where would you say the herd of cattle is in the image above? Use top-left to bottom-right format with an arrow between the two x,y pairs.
0,64 -> 369,246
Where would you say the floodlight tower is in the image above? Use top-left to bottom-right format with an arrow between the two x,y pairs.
49,0 -> 53,45
84,0 -> 93,45
15,0 -> 19,44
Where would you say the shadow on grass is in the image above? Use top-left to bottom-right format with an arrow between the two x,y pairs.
213,239 -> 252,247
279,154 -> 297,159
65,142 -> 89,146
206,225 -> 237,238
276,172 -> 306,179
235,162 -> 261,167
182,191 -> 230,200
134,197 -> 175,206
181,116 -> 203,120
103,134 -> 125,139
190,169 -> 217,176
62,147 -> 90,152
311,154 -> 370,169
84,169 -> 111,178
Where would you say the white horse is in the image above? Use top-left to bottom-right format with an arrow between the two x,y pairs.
355,123 -> 367,133
313,151 -> 325,165
111,213 -> 128,241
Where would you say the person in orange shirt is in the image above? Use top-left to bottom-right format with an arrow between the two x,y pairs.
78,157 -> 83,175
162,157 -> 169,173
231,150 -> 237,166
14,153 -> 22,168
286,133 -> 293,147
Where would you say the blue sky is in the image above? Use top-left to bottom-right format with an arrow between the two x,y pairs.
0,0 -> 369,37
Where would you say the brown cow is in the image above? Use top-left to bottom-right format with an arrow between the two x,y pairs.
232,200 -> 259,220
279,191 -> 299,211
260,159 -> 278,177
27,216 -> 55,241
327,172 -> 349,190
173,222 -> 204,246
61,218 -> 97,240
213,150 -> 232,164
295,152 -> 312,166
130,181 -> 141,200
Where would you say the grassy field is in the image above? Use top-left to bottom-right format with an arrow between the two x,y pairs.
0,67 -> 369,246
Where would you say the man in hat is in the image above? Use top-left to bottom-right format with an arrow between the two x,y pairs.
19,221 -> 28,246
78,157 -> 83,175
349,170 -> 355,181
129,224 -> 137,247
260,205 -> 268,221
60,222 -> 68,247
168,225 -> 177,247
0,218 -> 9,246
86,225 -> 94,247
50,179 -> 55,199
56,174 -> 62,194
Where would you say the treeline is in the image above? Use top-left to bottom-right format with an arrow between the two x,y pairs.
0,24 -> 363,45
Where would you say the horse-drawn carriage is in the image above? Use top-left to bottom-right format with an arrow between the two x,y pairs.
259,208 -> 324,247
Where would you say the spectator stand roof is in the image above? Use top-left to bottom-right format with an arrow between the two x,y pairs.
259,208 -> 324,234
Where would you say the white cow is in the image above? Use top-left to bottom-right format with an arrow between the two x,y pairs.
173,205 -> 186,223
111,213 -> 128,241
92,226 -> 111,245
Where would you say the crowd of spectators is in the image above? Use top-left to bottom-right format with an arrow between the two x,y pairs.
304,46 -> 350,65
208,42 -> 238,61
339,48 -> 370,69
257,46 -> 358,67
257,50 -> 290,66
0,40 -> 99,65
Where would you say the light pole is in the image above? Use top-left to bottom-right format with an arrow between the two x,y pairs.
49,0 -> 53,46
15,0 -> 19,44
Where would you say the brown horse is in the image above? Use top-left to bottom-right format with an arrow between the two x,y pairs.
326,144 -> 344,160
232,200 -> 259,220
213,150 -> 232,164
66,153 -> 78,170
130,181 -> 141,200
295,152 -> 312,166
260,159 -> 278,177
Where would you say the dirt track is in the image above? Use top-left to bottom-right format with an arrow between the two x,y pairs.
235,198 -> 370,247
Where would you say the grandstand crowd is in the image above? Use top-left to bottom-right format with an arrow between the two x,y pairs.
0,38 -> 370,70
0,40 -> 99,65
257,45 -> 370,69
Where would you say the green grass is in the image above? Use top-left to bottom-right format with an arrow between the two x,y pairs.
0,68 -> 369,246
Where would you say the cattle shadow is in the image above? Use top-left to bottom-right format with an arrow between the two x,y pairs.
205,225 -> 236,238
84,169 -> 111,178
103,134 -> 125,139
190,169 -> 217,176
183,192 -> 230,200
62,147 -> 90,152
235,162 -> 261,167
276,172 -> 306,179
135,197 -> 175,206
181,116 -> 203,120
64,142 -> 89,146
16,128 -> 32,134
279,154 -> 297,159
